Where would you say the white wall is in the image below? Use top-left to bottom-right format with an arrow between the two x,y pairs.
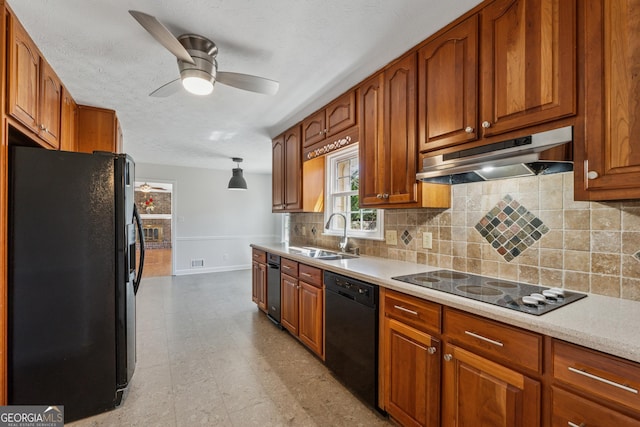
136,162 -> 282,275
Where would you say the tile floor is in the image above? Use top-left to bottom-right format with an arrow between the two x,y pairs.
69,270 -> 391,426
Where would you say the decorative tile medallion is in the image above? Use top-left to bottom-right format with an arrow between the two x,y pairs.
634,251 -> 640,262
311,226 -> 317,236
401,230 -> 413,245
474,195 -> 549,262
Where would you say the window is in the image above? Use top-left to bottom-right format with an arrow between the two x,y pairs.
324,144 -> 384,240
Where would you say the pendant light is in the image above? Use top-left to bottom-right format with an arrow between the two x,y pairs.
227,157 -> 248,190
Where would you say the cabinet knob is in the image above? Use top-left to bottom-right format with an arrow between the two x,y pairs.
427,346 -> 437,355
383,193 -> 389,199
324,129 -> 328,134
465,126 -> 474,134
39,124 -> 46,130
587,170 -> 599,180
481,121 -> 491,129
318,131 -> 323,136
376,194 -> 383,199
443,353 -> 453,362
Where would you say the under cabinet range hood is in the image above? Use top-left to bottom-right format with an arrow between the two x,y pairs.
417,126 -> 574,184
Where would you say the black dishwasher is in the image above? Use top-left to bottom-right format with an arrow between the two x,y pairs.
266,253 -> 281,325
324,271 -> 379,409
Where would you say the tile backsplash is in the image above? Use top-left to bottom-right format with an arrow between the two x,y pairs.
289,172 -> 640,301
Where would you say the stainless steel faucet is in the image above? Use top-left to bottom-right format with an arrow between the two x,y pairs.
325,213 -> 348,252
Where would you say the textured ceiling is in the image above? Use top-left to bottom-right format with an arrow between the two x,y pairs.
9,0 -> 481,173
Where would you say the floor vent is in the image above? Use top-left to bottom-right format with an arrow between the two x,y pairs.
191,259 -> 205,268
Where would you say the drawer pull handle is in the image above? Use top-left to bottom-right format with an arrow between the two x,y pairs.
464,330 -> 504,347
300,272 -> 312,277
282,265 -> 291,270
394,305 -> 419,316
568,422 -> 585,427
568,367 -> 639,394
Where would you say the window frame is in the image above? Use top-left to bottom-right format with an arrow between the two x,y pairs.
323,144 -> 384,240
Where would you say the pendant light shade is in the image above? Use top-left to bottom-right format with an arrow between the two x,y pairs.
228,157 -> 248,190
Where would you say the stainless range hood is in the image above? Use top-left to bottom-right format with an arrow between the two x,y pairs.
417,126 -> 573,184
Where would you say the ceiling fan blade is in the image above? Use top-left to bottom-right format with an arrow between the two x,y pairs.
149,78 -> 182,97
216,72 -> 279,95
129,10 -> 195,65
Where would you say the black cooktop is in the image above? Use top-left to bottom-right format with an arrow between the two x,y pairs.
391,270 -> 587,315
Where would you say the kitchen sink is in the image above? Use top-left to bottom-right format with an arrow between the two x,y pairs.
287,246 -> 358,260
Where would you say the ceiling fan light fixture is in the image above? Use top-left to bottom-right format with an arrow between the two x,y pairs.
182,74 -> 214,95
228,157 -> 248,191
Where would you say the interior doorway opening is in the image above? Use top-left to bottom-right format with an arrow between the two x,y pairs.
135,181 -> 173,278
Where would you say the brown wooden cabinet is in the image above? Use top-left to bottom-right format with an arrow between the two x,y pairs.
418,0 -> 576,156
280,272 -> 299,335
441,342 -> 541,427
279,259 -> 324,358
7,15 -> 62,149
574,0 -> 640,200
418,15 -> 479,153
479,0 -> 576,138
302,91 -> 356,148
272,126 -> 302,212
551,339 -> 640,424
77,105 -> 122,154
298,280 -> 323,356
251,249 -> 267,312
60,87 -> 77,152
358,54 -> 421,208
382,289 -> 442,427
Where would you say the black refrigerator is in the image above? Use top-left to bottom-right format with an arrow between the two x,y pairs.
8,146 -> 145,422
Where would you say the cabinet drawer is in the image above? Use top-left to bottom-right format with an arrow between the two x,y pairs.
298,264 -> 322,287
443,308 -> 542,373
551,386 -> 639,427
281,258 -> 299,276
384,289 -> 441,335
553,340 -> 640,412
252,249 -> 266,263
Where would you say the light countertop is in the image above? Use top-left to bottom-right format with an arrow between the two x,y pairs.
251,242 -> 640,364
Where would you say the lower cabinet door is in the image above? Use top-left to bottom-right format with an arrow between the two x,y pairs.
442,343 -> 540,427
280,273 -> 299,335
298,281 -> 323,358
551,386 -> 640,427
385,318 -> 440,427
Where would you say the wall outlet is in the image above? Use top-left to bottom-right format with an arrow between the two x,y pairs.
422,232 -> 433,249
302,226 -> 307,236
223,253 -> 229,261
385,230 -> 398,246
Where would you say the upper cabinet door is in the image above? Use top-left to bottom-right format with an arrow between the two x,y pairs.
325,91 -> 356,138
283,126 -> 302,210
480,0 -> 576,137
39,61 -> 62,149
418,15 -> 479,152
272,134 -> 285,211
302,110 -> 325,148
574,0 -> 640,201
384,54 -> 419,206
8,17 -> 40,134
358,72 -> 386,207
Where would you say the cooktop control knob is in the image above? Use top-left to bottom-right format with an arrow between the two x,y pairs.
522,296 -> 540,306
542,290 -> 560,299
530,293 -> 547,303
549,287 -> 565,297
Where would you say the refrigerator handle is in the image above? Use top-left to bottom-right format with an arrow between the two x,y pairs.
133,204 -> 145,294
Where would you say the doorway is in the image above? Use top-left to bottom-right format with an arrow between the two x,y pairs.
135,181 -> 173,278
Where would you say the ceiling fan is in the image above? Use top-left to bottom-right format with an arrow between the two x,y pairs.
129,10 -> 279,97
136,182 -> 166,193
